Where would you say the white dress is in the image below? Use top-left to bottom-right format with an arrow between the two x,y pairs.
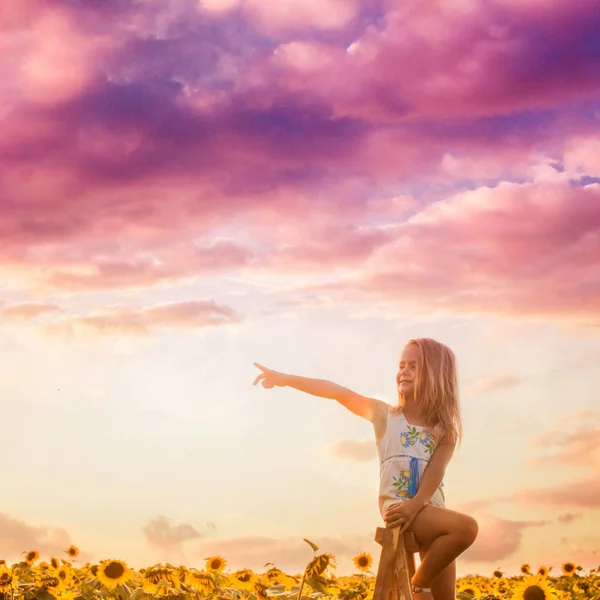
377,405 -> 446,518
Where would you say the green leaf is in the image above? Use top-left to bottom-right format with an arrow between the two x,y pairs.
303,539 -> 319,553
456,592 -> 475,600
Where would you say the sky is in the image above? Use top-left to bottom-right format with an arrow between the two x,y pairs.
1,0 -> 599,580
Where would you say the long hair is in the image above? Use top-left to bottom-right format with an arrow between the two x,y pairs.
392,337 -> 463,447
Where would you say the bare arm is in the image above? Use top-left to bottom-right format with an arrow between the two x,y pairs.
412,439 -> 456,508
253,363 -> 388,423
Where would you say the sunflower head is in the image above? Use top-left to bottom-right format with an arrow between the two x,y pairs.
537,566 -> 549,578
521,564 -> 531,574
50,557 -> 60,570
353,552 -> 373,573
254,580 -> 269,600
512,574 -> 558,600
228,568 -> 256,591
96,559 -> 133,590
306,553 -> 336,578
188,569 -> 215,594
561,562 -> 576,576
493,570 -> 503,578
24,550 -> 40,565
65,546 -> 79,559
0,567 -> 13,589
205,555 -> 227,573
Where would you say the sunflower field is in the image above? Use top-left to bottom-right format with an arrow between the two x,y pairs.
1,541 -> 598,600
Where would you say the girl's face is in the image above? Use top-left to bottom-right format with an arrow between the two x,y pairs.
396,343 -> 420,398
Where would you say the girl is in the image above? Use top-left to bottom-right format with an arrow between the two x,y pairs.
253,337 -> 478,600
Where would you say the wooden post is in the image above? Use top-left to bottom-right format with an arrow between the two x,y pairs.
373,528 -> 420,600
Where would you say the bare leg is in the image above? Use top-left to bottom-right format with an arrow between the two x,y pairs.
419,544 -> 456,600
407,505 -> 478,594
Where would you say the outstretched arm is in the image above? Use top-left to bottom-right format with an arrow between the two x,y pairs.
253,362 -> 388,423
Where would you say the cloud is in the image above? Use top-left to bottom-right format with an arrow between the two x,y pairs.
0,301 -> 63,319
461,515 -> 550,563
464,374 -> 525,397
44,300 -> 242,337
0,512 -> 85,564
327,438 -> 377,462
556,512 -> 582,524
515,475 -> 600,510
529,424 -> 600,469
143,515 -> 209,551
286,179 -> 600,321
0,0 -> 598,328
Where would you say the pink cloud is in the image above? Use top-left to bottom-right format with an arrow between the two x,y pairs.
1,3 -> 104,107
0,512 -> 89,565
515,475 -> 600,510
464,374 -> 525,397
45,300 -> 242,337
556,513 -> 582,524
0,301 -> 62,319
529,424 -> 600,468
284,180 -> 600,321
245,0 -> 359,33
461,515 -> 550,563
143,515 -> 211,551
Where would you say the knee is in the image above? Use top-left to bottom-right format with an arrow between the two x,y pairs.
460,516 -> 478,546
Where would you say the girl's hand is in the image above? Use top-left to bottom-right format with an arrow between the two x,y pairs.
253,362 -> 288,389
384,498 -> 424,532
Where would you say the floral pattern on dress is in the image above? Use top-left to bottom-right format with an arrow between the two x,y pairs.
401,424 -> 436,456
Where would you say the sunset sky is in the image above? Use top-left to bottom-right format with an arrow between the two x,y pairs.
1,0 -> 599,579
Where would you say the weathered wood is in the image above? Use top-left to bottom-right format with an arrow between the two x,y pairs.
373,528 -> 420,600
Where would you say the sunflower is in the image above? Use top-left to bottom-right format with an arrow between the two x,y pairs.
520,564 -> 531,575
96,559 -> 133,590
573,580 -> 591,594
50,557 -> 61,570
65,546 -> 79,559
254,580 -> 269,600
537,566 -> 549,578
264,566 -> 284,584
36,570 -> 62,593
493,570 -> 503,578
0,566 -> 16,592
228,569 -> 256,591
205,555 -> 227,573
353,553 -> 373,573
511,574 -> 558,600
458,582 -> 481,597
142,564 -> 180,594
306,553 -> 336,577
187,569 -> 216,594
24,550 -> 40,565
55,565 -> 74,588
560,562 -> 576,576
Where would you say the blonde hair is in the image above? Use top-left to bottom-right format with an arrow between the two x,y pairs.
392,337 -> 463,447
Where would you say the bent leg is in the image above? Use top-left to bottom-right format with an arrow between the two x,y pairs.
407,505 -> 477,593
419,544 -> 456,600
